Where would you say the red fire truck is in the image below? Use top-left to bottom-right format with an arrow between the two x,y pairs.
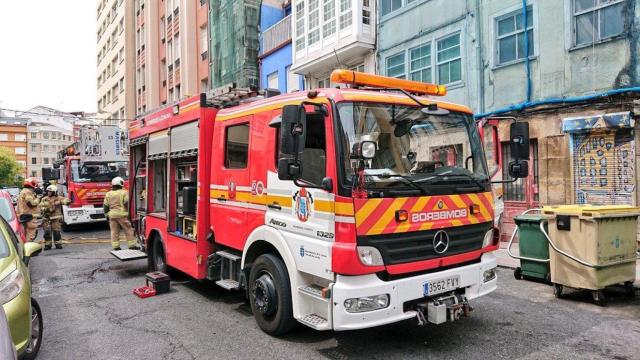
123,71 -> 529,335
44,125 -> 129,228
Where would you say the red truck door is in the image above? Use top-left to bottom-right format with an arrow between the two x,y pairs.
211,116 -> 252,250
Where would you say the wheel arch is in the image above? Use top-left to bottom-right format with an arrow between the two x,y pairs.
242,225 -> 302,319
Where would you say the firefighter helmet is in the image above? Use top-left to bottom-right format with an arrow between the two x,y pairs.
23,177 -> 39,188
111,177 -> 125,187
46,185 -> 58,193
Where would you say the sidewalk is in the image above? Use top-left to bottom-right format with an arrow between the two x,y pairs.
496,243 -> 640,284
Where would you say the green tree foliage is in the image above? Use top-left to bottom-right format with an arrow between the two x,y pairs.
0,147 -> 24,187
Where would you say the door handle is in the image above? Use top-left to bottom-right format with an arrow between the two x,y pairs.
268,202 -> 281,210
216,197 -> 226,202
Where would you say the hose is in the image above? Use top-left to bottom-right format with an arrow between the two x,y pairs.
506,208 -> 549,263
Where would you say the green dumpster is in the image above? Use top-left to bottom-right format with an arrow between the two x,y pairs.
514,214 -> 550,282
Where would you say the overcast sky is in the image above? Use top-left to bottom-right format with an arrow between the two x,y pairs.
0,0 -> 96,114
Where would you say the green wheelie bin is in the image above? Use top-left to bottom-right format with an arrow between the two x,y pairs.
513,214 -> 551,282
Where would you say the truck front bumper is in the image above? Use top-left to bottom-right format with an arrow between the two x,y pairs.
331,252 -> 497,331
62,205 -> 106,225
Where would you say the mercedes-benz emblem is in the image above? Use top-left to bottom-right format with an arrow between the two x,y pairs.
433,230 -> 450,254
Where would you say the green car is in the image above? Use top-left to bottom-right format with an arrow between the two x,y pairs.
0,215 -> 43,359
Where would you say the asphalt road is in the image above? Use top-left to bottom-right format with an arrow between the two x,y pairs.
28,228 -> 640,360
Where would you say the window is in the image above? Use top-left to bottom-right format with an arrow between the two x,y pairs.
43,145 -> 49,152
15,147 -> 26,155
31,171 -> 37,177
496,7 -> 533,65
574,0 -> 625,46
31,144 -> 37,152
386,52 -> 405,79
43,131 -> 50,139
381,0 -> 402,16
267,71 -> 279,89
317,77 -> 330,88
339,0 -> 352,29
350,63 -> 365,72
295,1 -> 305,51
409,43 -> 432,82
308,0 -> 320,46
31,157 -> 37,165
286,66 -> 299,92
0,133 -> 7,141
43,158 -> 49,165
225,124 -> 250,169
437,33 -> 462,84
322,0 -> 336,37
200,26 -> 208,56
119,47 -> 125,63
119,77 -> 125,92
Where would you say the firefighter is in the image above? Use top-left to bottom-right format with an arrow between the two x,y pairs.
104,176 -> 138,251
17,177 -> 41,242
40,185 -> 70,250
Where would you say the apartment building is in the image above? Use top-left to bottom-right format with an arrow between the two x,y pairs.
380,0 -> 639,240
0,116 -> 29,178
259,0 -> 304,93
134,0 -> 209,115
96,0 -> 136,129
290,0 -> 377,89
21,107 -> 75,180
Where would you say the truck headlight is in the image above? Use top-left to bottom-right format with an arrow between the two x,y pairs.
483,268 -> 497,283
0,268 -> 24,305
357,246 -> 384,266
344,294 -> 390,313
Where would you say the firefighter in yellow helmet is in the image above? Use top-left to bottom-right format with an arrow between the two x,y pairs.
40,185 -> 70,250
17,177 -> 41,242
103,176 -> 138,250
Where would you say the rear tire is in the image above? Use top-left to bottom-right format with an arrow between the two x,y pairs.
553,284 -> 563,298
513,267 -> 522,280
20,298 -> 43,360
591,290 -> 606,306
150,238 -> 168,274
249,254 -> 296,336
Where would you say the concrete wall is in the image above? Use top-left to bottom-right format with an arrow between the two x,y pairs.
377,0 -> 481,111
480,0 -> 638,113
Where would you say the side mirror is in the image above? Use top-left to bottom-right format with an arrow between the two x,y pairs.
42,167 -> 60,181
351,141 -> 377,160
508,160 -> 529,179
510,122 -> 530,161
277,105 -> 307,181
23,242 -> 42,265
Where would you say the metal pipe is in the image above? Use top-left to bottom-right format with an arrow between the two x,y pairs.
506,208 -> 550,263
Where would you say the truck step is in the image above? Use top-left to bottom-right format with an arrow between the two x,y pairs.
298,313 -> 330,331
216,279 -> 240,290
298,285 -> 329,302
216,250 -> 241,262
110,249 -> 147,262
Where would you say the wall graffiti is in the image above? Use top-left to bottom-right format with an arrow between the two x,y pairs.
571,129 -> 635,205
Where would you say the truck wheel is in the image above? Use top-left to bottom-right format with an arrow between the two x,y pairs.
21,298 -> 43,360
249,254 -> 296,336
151,239 -> 168,274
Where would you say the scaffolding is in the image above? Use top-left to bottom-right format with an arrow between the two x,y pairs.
210,0 -> 261,89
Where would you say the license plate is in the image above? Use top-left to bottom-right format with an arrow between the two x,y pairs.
68,210 -> 84,217
423,276 -> 460,296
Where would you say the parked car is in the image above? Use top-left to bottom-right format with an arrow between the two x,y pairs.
4,188 -> 19,207
0,191 -> 26,243
0,214 -> 43,359
0,306 -> 17,360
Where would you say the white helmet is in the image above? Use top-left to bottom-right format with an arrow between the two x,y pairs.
111,177 -> 125,187
46,185 -> 57,193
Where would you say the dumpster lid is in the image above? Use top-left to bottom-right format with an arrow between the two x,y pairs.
514,214 -> 551,223
542,204 -> 640,218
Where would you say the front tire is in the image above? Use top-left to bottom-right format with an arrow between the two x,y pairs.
249,254 -> 296,336
20,298 -> 43,360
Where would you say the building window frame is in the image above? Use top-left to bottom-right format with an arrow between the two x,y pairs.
409,42 -> 432,82
495,6 -> 534,66
308,0 -> 320,46
572,0 -> 626,47
294,1 -> 306,52
322,0 -> 336,38
436,32 -> 463,85
385,51 -> 406,79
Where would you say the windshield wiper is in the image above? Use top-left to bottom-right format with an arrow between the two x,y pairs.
418,172 -> 487,190
372,173 -> 430,195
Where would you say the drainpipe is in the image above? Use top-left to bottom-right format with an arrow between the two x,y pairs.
522,0 -> 532,102
475,0 -> 485,113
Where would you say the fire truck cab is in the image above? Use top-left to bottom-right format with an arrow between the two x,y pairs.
126,71 -> 529,335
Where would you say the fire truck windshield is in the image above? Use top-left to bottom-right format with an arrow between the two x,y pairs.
337,102 -> 489,196
70,160 -> 129,183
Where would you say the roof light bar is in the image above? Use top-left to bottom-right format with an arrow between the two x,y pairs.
330,70 -> 447,96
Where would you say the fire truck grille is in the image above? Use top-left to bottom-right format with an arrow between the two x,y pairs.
356,222 -> 492,265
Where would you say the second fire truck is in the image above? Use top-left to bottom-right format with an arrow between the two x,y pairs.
122,71 -> 530,335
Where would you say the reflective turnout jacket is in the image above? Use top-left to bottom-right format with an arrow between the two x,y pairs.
104,189 -> 129,218
17,188 -> 40,215
40,195 -> 70,220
